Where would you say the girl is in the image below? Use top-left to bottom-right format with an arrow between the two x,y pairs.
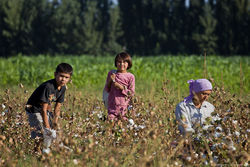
104,52 -> 135,121
175,79 -> 216,135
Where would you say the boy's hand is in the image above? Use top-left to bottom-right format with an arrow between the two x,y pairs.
52,121 -> 58,129
52,116 -> 59,129
44,128 -> 56,139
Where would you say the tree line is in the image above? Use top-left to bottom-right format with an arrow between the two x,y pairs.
0,0 -> 249,57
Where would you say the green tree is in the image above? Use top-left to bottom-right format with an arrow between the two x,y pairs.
192,3 -> 217,54
167,0 -> 187,54
2,0 -> 38,55
80,0 -> 103,55
102,4 -> 123,54
0,0 -> 8,57
31,0 -> 53,54
49,0 -> 86,54
186,0 -> 205,54
215,0 -> 250,55
119,0 -> 171,55
231,0 -> 249,54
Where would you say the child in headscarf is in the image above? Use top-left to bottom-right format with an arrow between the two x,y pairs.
175,79 -> 216,135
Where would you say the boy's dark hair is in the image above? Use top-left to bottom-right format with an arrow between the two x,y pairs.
56,63 -> 73,75
115,52 -> 132,70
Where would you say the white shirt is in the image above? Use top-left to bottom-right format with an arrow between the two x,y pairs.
175,100 -> 215,135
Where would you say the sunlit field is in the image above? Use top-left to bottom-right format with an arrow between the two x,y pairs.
0,55 -> 249,166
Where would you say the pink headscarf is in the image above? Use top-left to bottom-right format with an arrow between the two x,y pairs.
184,79 -> 212,103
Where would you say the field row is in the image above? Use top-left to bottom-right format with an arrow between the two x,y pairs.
0,55 -> 249,95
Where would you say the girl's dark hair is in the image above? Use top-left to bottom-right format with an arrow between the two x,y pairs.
56,63 -> 73,75
115,52 -> 132,70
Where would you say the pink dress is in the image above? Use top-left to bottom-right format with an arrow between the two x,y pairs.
104,70 -> 135,121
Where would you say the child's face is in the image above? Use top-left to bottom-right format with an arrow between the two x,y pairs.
116,59 -> 128,72
54,72 -> 71,87
196,90 -> 212,104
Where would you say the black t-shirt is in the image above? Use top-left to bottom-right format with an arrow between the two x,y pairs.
26,79 -> 66,113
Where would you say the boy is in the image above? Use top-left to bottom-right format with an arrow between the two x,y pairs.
25,63 -> 73,153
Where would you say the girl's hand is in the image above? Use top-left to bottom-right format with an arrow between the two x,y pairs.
110,73 -> 116,81
114,82 -> 125,90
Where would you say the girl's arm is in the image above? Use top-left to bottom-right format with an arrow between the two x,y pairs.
105,72 -> 115,92
41,103 -> 50,129
113,81 -> 126,90
121,75 -> 135,96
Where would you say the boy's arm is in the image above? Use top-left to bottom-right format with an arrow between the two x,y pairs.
53,102 -> 62,129
41,103 -> 50,129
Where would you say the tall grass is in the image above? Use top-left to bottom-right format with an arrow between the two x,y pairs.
0,54 -> 249,96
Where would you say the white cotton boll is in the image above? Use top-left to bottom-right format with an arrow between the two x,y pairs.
2,110 -> 8,116
186,156 -> 191,161
201,152 -> 206,159
42,148 -> 51,154
213,156 -> 219,163
246,129 -> 250,133
134,133 -> 137,136
138,125 -> 145,129
234,131 -> 240,137
128,105 -> 133,111
97,113 -> 102,119
73,159 -> 79,165
229,145 -> 236,151
216,126 -> 223,132
185,127 -> 195,133
212,115 -> 221,122
1,104 -> 6,109
214,132 -> 221,138
232,120 -> 238,124
128,119 -> 134,126
228,140 -> 236,151
244,162 -> 249,167
202,125 -> 213,130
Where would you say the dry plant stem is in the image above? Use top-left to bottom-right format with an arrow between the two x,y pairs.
166,139 -> 185,162
240,61 -> 243,97
203,49 -> 207,78
203,137 -> 215,167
